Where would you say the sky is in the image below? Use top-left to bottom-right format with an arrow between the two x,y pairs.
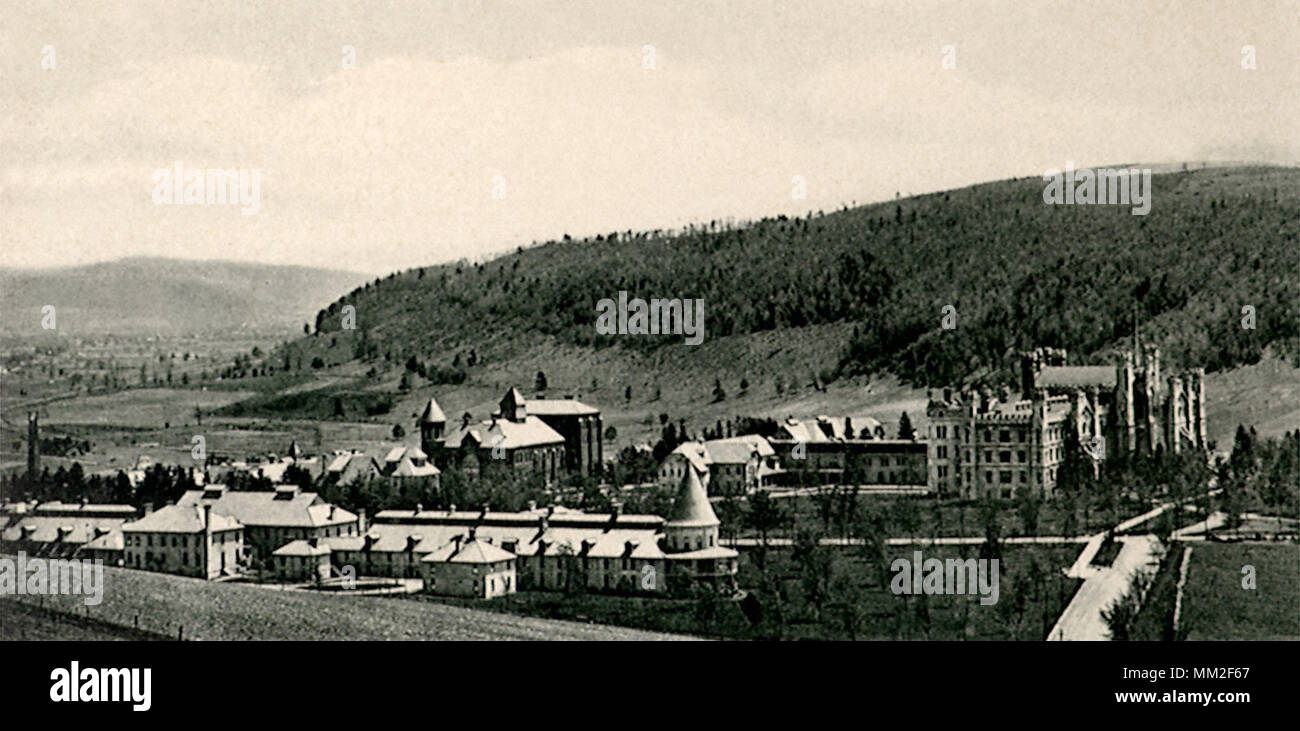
2,0 -> 1298,275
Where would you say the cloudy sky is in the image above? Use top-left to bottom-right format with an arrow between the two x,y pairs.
3,0 -> 1297,274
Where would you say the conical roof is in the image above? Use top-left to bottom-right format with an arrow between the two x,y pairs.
287,440 -> 301,459
420,397 -> 446,424
667,467 -> 719,528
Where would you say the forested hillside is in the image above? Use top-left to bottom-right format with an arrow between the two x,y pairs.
306,165 -> 1299,387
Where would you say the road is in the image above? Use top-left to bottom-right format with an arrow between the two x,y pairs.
1047,535 -> 1164,641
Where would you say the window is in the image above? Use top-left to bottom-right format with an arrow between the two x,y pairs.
985,471 -> 993,484
999,451 -> 1011,463
1000,471 -> 1012,484
1000,430 -> 1010,443
1018,451 -> 1026,463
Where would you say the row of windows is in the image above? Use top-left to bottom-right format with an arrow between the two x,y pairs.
127,532 -> 236,548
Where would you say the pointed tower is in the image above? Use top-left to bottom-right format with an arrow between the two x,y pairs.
419,397 -> 447,455
287,439 -> 301,461
664,468 -> 720,553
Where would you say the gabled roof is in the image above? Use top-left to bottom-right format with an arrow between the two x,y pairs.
1038,365 -> 1117,389
81,529 -> 124,552
527,398 -> 600,416
273,539 -> 332,557
420,397 -> 446,424
667,468 -> 719,528
33,502 -> 138,518
391,457 -> 440,478
421,537 -> 516,564
781,418 -> 829,443
122,505 -> 241,534
176,489 -> 357,528
668,441 -> 711,474
703,435 -> 774,463
446,416 -> 564,450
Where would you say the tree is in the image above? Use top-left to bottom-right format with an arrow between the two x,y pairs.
534,371 -> 548,392
792,527 -> 833,621
1016,489 -> 1041,536
712,378 -> 726,403
392,424 -> 406,439
897,411 -> 915,440
745,491 -> 786,570
604,425 -> 617,442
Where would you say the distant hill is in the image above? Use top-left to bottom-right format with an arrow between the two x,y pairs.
298,165 -> 1299,389
0,257 -> 369,335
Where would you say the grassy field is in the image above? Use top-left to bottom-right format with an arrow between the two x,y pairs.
1180,542 -> 1300,640
1,599 -> 167,641
0,558 -> 695,641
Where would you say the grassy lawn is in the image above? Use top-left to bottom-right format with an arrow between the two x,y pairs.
1128,543 -> 1191,641
1,599 -> 167,641
1180,542 -> 1299,640
0,557 -> 692,641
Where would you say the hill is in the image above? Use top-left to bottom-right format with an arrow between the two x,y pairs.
0,257 -> 369,335
286,165 -> 1297,393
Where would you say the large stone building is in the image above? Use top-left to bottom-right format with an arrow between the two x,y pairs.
658,435 -> 782,495
420,389 -> 603,481
121,504 -> 244,579
927,340 -> 1208,499
422,389 -> 573,484
765,417 -> 926,487
175,484 -> 359,559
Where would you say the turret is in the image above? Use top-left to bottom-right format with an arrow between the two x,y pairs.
664,468 -> 720,553
419,397 -> 447,455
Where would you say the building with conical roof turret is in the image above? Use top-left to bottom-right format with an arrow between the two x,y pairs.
418,397 -> 447,455
662,468 -> 738,592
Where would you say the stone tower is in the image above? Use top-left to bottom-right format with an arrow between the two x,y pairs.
418,397 -> 447,456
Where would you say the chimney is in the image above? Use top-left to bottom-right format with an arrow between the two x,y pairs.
20,525 -> 35,540
448,503 -> 457,514
451,534 -> 464,554
415,503 -> 423,515
405,534 -> 421,552
363,533 -> 378,551
328,505 -> 336,520
580,539 -> 594,555
527,500 -> 537,512
943,387 -> 952,403
308,536 -> 319,548
467,527 -> 477,542
538,514 -> 549,533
